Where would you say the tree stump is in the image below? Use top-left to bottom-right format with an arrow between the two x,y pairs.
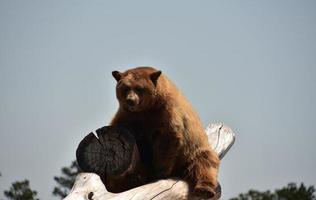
65,122 -> 235,200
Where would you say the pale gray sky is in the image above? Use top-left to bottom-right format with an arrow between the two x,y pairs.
0,1 -> 316,199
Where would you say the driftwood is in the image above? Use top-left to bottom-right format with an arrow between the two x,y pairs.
64,123 -> 235,200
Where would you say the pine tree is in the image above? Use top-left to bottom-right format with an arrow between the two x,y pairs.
52,160 -> 81,199
4,180 -> 39,200
230,183 -> 315,200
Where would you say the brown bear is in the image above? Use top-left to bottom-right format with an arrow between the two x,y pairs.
109,66 -> 220,198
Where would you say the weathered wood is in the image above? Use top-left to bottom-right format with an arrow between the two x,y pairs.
64,123 -> 235,200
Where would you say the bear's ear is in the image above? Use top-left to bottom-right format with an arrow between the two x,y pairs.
150,70 -> 162,86
112,71 -> 122,82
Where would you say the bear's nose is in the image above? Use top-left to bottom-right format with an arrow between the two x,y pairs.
126,91 -> 139,107
126,98 -> 136,106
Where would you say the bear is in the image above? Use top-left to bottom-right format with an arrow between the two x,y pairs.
109,66 -> 220,198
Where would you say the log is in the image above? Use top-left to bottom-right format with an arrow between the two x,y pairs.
64,123 -> 235,200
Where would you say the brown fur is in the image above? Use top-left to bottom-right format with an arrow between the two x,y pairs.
109,67 -> 220,198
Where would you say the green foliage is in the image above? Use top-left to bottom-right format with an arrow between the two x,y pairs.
276,183 -> 315,200
52,160 -> 81,199
230,189 -> 276,200
4,180 -> 39,200
230,183 -> 315,200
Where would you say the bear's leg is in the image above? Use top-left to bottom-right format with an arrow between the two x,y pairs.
151,132 -> 181,179
185,150 -> 219,199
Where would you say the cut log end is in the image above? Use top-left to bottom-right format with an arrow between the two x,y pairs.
76,126 -> 138,180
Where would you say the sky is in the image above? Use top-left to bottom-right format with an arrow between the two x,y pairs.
0,1 -> 316,199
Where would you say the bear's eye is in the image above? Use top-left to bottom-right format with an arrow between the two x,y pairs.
119,84 -> 130,94
135,87 -> 143,94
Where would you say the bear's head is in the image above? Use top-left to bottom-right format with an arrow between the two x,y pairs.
112,67 -> 162,112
